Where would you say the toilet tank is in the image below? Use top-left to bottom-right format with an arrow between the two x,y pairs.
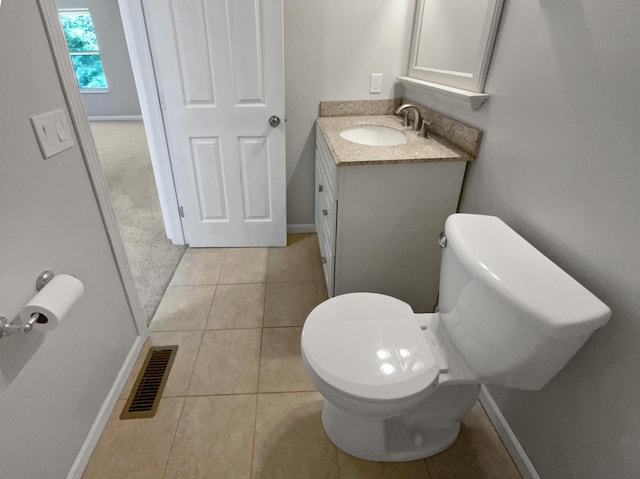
438,214 -> 610,390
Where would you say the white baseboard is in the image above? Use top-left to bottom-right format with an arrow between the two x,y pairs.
66,334 -> 147,479
88,115 -> 143,122
479,385 -> 541,479
287,223 -> 317,234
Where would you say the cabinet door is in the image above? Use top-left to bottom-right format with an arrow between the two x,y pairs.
314,145 -> 337,296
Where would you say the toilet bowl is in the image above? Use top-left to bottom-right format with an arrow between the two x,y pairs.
301,214 -> 611,462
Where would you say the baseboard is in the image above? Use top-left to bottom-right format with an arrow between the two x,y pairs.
287,223 -> 317,234
66,334 -> 147,479
88,115 -> 143,122
479,385 -> 541,479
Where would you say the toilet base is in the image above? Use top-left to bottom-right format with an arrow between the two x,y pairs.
318,383 -> 481,462
321,400 -> 461,462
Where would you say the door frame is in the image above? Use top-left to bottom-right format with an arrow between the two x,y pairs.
38,0 -> 147,335
117,0 -> 185,245
36,1 -> 149,477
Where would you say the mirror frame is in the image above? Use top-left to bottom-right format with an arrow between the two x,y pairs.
408,0 -> 504,93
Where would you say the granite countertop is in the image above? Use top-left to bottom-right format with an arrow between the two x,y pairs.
316,115 -> 473,166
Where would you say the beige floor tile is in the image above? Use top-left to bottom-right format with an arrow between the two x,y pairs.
170,248 -> 226,285
309,234 -> 325,281
164,395 -> 256,479
309,233 -> 320,255
207,283 -> 265,329
149,285 -> 216,331
149,331 -> 203,396
337,450 -> 430,479
285,233 -> 313,251
263,281 -> 318,327
315,280 -> 329,303
252,392 -> 340,479
219,248 -> 268,284
259,327 -> 316,393
426,402 -> 522,479
82,398 -> 184,479
311,251 -> 326,282
267,247 -> 314,282
188,329 -> 262,395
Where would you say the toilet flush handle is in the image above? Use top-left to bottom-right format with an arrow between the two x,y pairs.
438,232 -> 447,248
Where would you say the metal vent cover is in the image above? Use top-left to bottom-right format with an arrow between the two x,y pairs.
120,345 -> 178,420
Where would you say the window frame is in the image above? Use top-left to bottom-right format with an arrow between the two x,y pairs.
58,8 -> 109,92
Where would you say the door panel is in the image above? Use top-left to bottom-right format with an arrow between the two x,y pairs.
239,136 -> 271,220
228,0 -> 265,104
191,137 -> 228,220
144,0 -> 285,246
172,0 -> 216,105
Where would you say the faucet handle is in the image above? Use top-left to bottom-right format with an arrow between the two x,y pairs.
420,119 -> 432,138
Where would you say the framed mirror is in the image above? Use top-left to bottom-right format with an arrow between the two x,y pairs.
408,0 -> 504,93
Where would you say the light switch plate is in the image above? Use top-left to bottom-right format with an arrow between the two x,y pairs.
370,73 -> 383,94
30,109 -> 74,159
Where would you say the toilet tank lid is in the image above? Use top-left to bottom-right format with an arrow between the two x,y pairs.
445,214 -> 611,339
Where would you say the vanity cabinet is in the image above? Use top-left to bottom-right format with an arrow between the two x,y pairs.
315,124 -> 468,312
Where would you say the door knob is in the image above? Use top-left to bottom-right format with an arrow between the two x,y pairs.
269,115 -> 281,127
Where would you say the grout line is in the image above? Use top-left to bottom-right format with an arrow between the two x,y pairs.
160,396 -> 187,479
249,392 -> 259,479
334,442 -> 342,478
151,326 -> 280,334
423,458 -> 432,478
265,278 -> 317,284
183,329 -> 206,399
216,281 -> 268,286
256,281 -> 268,394
261,324 -> 304,330
158,389 -> 318,399
177,279 -> 218,396
250,289 -> 269,479
203,282 -> 219,330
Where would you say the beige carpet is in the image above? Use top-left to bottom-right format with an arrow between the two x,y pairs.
90,121 -> 185,322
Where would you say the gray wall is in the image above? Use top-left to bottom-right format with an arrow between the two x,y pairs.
405,0 -> 640,477
0,1 -> 138,477
283,0 -> 416,225
57,0 -> 141,117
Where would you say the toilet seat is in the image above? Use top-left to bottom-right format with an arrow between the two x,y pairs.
301,293 -> 440,401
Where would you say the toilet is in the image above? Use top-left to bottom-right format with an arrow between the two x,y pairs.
301,214 -> 610,462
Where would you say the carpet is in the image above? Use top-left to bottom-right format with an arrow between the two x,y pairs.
90,121 -> 185,322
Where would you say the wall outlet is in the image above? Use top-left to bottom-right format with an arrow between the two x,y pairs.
370,73 -> 383,94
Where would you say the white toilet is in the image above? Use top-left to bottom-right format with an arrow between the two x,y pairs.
301,214 -> 610,462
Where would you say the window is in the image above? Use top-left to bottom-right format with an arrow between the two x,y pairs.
59,9 -> 108,90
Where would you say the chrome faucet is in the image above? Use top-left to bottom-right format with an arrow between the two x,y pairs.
394,103 -> 421,131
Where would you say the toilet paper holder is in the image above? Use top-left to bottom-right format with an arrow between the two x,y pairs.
0,271 -> 56,339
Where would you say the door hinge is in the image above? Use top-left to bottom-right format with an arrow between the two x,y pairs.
179,206 -> 184,218
159,94 -> 166,110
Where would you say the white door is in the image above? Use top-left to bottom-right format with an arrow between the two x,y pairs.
142,0 -> 286,247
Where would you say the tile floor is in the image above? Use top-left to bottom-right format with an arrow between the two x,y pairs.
82,234 -> 522,479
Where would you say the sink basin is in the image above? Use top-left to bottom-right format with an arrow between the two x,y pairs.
339,125 -> 407,146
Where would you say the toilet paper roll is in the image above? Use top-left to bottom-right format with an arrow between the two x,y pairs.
20,274 -> 84,331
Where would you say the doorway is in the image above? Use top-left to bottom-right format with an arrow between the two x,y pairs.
55,0 -> 185,321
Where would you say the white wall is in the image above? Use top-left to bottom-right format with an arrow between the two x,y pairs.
0,1 -> 139,477
57,0 -> 141,117
283,0 -> 415,225
405,0 -> 640,477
